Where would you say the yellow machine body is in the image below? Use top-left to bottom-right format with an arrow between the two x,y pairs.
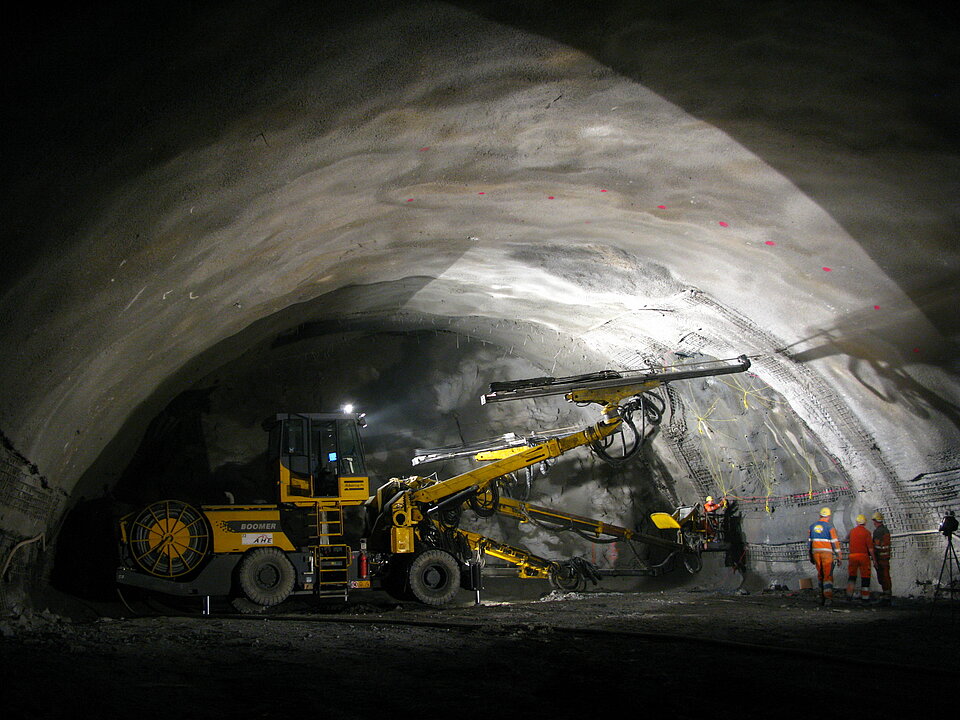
202,506 -> 297,553
651,512 -> 681,530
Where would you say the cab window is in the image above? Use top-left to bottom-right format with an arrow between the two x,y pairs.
312,421 -> 339,496
336,420 -> 366,476
282,417 -> 310,476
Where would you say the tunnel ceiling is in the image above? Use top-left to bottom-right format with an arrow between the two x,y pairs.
1,1 -> 958,552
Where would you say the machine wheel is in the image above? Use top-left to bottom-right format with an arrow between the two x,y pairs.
549,564 -> 585,592
237,547 -> 296,607
407,550 -> 461,607
128,500 -> 210,578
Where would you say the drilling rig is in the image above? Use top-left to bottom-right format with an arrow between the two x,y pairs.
116,355 -> 750,610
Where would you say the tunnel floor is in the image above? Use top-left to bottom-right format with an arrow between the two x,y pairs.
2,585 -> 956,718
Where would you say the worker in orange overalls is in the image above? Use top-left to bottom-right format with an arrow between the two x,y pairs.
808,507 -> 842,606
703,495 -> 726,538
845,514 -> 875,604
704,495 -> 725,514
872,511 -> 892,606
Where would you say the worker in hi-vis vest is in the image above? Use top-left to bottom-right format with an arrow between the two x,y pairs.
809,507 -> 842,606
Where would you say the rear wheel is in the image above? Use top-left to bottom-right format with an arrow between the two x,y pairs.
407,550 -> 460,607
237,547 -> 296,608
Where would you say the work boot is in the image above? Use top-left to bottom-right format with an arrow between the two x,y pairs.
824,597 -> 833,607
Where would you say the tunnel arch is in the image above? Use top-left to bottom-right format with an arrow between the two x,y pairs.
1,1 -> 958,608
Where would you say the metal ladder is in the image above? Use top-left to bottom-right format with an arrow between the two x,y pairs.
316,544 -> 351,600
315,505 -> 348,598
316,505 -> 343,538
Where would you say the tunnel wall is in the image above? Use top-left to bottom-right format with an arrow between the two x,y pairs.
1,2 -> 959,607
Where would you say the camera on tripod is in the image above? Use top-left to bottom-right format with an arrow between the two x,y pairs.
933,510 -> 960,604
940,511 -> 958,537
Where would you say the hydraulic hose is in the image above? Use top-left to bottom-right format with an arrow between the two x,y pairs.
468,481 -> 499,518
0,533 -> 45,581
520,509 -> 622,546
591,391 -> 665,465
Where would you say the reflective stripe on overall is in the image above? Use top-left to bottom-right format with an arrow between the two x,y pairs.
809,520 -> 840,598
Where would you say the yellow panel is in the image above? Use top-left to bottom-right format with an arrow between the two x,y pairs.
203,507 -> 296,553
474,447 -> 527,461
118,514 -> 131,543
278,464 -> 307,504
286,476 -> 312,496
650,512 -> 681,530
390,526 -> 414,554
339,476 -> 370,501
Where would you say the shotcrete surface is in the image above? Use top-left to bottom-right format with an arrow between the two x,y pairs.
1,0 -> 956,495
1,0 -> 958,623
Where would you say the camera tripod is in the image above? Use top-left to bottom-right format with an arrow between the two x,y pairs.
933,532 -> 960,603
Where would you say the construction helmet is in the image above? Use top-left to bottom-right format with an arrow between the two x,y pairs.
856,514 -> 866,524
706,496 -> 714,503
872,511 -> 884,523
819,507 -> 831,518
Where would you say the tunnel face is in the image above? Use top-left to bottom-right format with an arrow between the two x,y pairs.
0,2 -> 958,605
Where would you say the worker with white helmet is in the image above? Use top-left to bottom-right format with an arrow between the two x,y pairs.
808,507 -> 842,606
872,511 -> 892,606
845,514 -> 875,604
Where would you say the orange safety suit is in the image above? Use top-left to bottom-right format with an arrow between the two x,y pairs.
845,524 -> 874,601
873,521 -> 892,603
809,519 -> 841,601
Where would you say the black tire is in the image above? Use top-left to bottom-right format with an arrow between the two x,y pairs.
407,550 -> 461,607
237,547 -> 296,607
549,564 -> 585,592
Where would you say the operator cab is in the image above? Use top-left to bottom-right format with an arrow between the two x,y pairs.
264,413 -> 370,503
